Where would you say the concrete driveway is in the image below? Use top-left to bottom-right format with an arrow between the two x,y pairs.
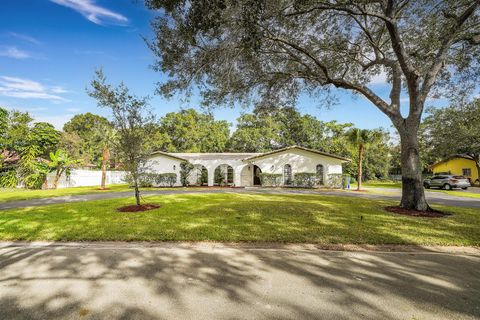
0,242 -> 479,320
1,187 -> 480,210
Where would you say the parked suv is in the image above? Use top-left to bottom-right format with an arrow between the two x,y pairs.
423,175 -> 471,190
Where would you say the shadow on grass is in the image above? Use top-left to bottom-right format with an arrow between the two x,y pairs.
0,244 -> 479,319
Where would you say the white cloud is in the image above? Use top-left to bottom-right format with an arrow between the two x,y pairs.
0,46 -> 30,59
368,71 -> 388,85
0,76 -> 69,103
8,32 -> 41,45
34,114 -> 75,129
50,0 -> 128,25
51,86 -> 69,93
66,107 -> 81,112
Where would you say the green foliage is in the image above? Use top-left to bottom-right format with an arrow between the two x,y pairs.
154,109 -> 230,152
0,170 -> 17,188
28,122 -> 60,157
88,69 -> 156,205
155,173 -> 177,187
259,173 -> 282,187
17,145 -> 49,189
293,172 -> 317,188
327,174 -> 343,189
179,161 -> 194,186
421,98 -> 480,178
63,112 -> 113,166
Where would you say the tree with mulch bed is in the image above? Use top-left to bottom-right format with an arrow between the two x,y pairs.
88,69 -> 157,211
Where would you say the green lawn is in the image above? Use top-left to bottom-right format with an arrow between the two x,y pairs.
351,181 -> 402,188
0,193 -> 478,245
0,184 -> 133,203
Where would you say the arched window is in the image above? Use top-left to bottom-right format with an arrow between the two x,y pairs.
283,164 -> 292,186
214,164 -> 234,186
316,164 -> 324,185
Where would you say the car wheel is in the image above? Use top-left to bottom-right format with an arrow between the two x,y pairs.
424,183 -> 430,189
443,184 -> 452,190
462,187 -> 468,190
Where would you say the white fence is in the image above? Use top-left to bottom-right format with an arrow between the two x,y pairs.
45,170 -> 127,189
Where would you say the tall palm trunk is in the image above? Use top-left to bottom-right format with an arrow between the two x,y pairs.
100,146 -> 110,189
53,168 -> 62,189
357,144 -> 364,191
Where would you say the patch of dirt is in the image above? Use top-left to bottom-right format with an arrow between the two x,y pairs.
385,206 -> 451,218
117,204 -> 161,212
95,188 -> 111,191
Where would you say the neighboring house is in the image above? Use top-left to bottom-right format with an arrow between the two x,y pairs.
146,145 -> 350,187
431,154 -> 479,185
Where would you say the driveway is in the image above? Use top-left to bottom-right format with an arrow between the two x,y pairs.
1,187 -> 480,210
0,242 -> 478,320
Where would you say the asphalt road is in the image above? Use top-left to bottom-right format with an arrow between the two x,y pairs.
0,242 -> 478,320
1,187 -> 480,210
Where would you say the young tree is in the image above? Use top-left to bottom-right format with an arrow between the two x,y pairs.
88,70 -> 155,205
421,98 -> 480,185
346,128 -> 383,190
48,150 -> 81,189
146,0 -> 480,211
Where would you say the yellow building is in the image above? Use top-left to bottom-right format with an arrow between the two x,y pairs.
431,154 -> 479,185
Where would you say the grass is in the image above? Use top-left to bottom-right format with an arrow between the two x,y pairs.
0,184 -> 199,203
351,181 -> 402,189
0,193 -> 478,245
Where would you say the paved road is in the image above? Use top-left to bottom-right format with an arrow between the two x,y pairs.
1,187 -> 480,210
0,242 -> 478,320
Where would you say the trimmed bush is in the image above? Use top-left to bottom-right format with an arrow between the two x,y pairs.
259,173 -> 282,187
155,173 -> 177,187
327,173 -> 343,188
294,172 -> 317,188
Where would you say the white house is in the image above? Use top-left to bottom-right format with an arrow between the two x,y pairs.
146,146 -> 349,187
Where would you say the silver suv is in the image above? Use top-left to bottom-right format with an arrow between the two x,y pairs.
423,175 -> 471,190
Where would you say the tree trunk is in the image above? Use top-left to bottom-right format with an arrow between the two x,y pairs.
100,146 -> 110,190
398,130 -> 430,211
357,145 -> 363,191
53,169 -> 61,189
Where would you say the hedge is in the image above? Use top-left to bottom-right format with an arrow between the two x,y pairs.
259,173 -> 282,187
293,172 -> 317,188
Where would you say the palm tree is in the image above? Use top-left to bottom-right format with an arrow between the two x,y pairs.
347,129 -> 383,191
48,150 -> 81,189
94,126 -> 117,190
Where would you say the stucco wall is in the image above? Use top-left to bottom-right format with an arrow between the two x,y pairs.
432,158 -> 479,182
248,149 -> 344,184
146,148 -> 345,187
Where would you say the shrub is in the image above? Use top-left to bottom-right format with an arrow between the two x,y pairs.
294,172 -> 317,188
180,161 -> 194,186
259,173 -> 282,187
327,173 -> 343,188
155,173 -> 177,187
0,170 -> 18,188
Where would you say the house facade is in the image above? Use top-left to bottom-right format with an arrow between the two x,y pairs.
431,154 -> 479,185
146,146 -> 349,187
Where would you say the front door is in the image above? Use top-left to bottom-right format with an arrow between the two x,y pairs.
253,165 -> 262,186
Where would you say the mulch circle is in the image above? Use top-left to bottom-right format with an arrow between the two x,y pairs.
385,206 -> 451,218
117,204 -> 161,212
95,188 -> 112,191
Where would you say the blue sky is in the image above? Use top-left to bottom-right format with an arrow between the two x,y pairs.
0,0 -> 448,132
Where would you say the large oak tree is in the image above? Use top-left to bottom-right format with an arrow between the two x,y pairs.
146,0 -> 479,210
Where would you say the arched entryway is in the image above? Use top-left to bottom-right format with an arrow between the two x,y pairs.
214,164 -> 234,186
253,165 -> 262,186
192,164 -> 208,186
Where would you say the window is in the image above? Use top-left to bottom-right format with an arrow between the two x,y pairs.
316,164 -> 324,185
283,164 -> 292,185
462,168 -> 472,177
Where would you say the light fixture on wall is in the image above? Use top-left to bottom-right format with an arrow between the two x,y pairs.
271,165 -> 275,171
